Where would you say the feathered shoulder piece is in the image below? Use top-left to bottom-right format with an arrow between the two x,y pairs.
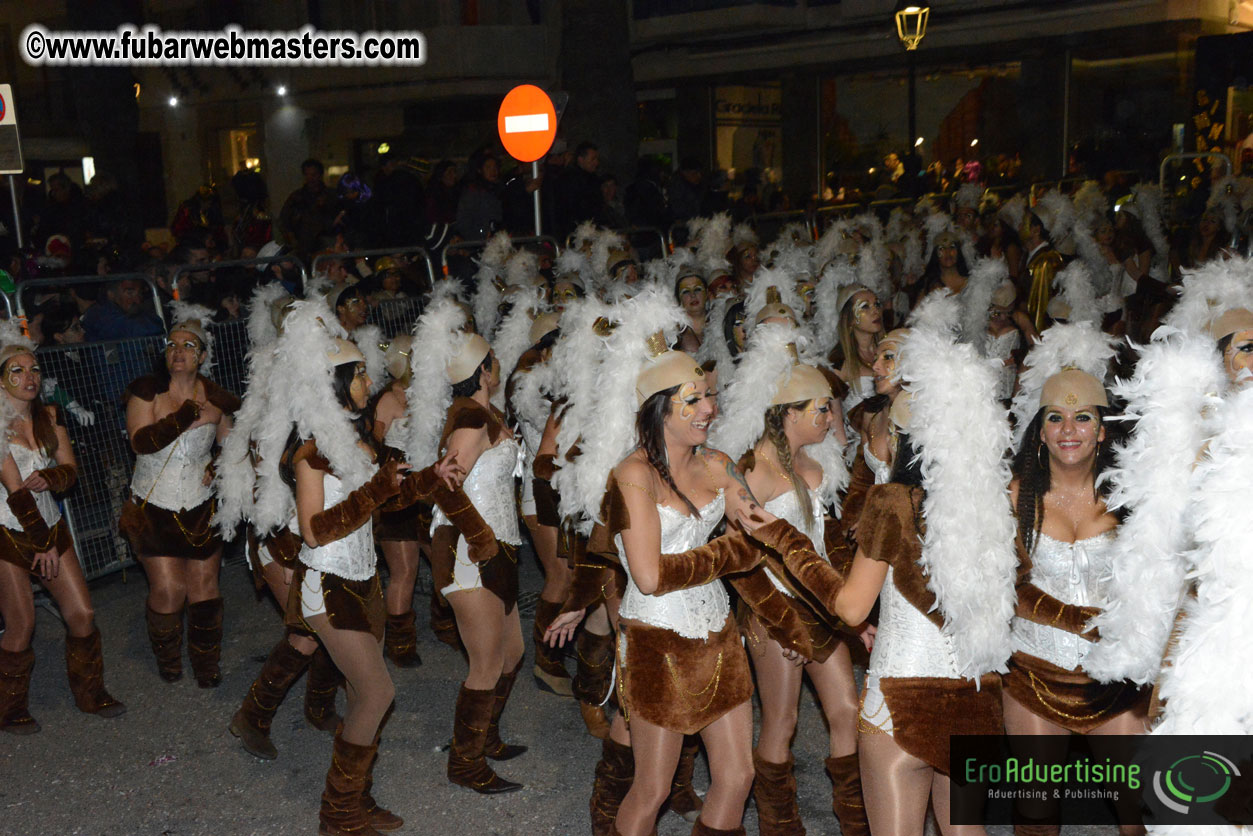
732,222 -> 758,249
953,182 -> 983,211
645,247 -> 696,289
1009,322 -> 1118,451
1035,189 -> 1077,244
998,193 -> 1027,233
168,300 -> 217,373
0,318 -> 35,461
477,231 -> 514,273
404,297 -> 469,470
589,228 -> 628,287
490,284 -> 547,411
569,221 -> 599,254
504,250 -> 540,289
247,282 -> 290,349
1048,260 -> 1101,326
694,293 -> 738,372
811,257 -> 858,357
351,323 -> 387,397
744,265 -> 804,321
1072,180 -> 1108,225
707,322 -> 804,461
1083,327 -> 1224,686
427,278 -> 468,306
959,257 -> 1008,351
1163,256 -> 1253,336
899,290 -> 1017,679
769,242 -> 816,282
1130,183 -> 1168,260
691,213 -> 733,267
553,248 -> 589,286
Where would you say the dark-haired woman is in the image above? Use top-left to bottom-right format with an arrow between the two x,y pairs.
729,242 -> 761,293
675,271 -> 708,354
919,229 -> 970,301
0,338 -> 124,732
1003,369 -> 1148,836
121,313 -> 238,687
434,337 -> 529,794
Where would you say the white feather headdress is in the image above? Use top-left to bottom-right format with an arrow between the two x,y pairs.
1163,256 -> 1253,336
744,266 -> 805,321
168,300 -> 216,373
959,257 -> 1007,352
707,322 -> 805,462
690,213 -> 733,268
1047,260 -> 1102,326
351,324 -> 387,396
921,212 -> 976,270
899,290 -> 1017,680
694,293 -> 740,373
953,182 -> 983,211
471,231 -> 514,339
1008,323 -> 1119,452
998,194 -> 1027,233
490,285 -> 547,411
403,297 -> 470,470
812,258 -> 859,358
0,319 -> 35,463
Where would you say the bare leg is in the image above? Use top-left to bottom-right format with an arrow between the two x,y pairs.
615,715 -> 683,836
931,770 -> 988,836
380,540 -> 420,616
447,588 -> 507,689
184,550 -> 222,604
859,731 -> 934,836
0,561 -> 36,650
259,565 -> 318,655
304,613 -> 394,746
1002,691 -> 1070,833
745,619 -> 803,763
697,700 -> 755,828
140,554 -> 188,613
37,547 -> 96,638
806,640 -> 860,758
524,515 -> 570,603
1088,704 -> 1149,836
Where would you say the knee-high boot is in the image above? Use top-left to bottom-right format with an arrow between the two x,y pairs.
65,627 -> 126,718
305,644 -> 344,732
0,647 -> 39,734
485,659 -> 528,761
690,820 -> 746,835
186,597 -> 224,688
753,752 -> 805,835
667,736 -> 704,822
383,609 -> 421,668
532,598 -> 573,696
573,628 -> 614,740
447,684 -> 522,793
825,753 -> 870,836
145,605 -> 184,682
361,732 -> 404,832
318,728 -> 381,836
590,737 -> 634,836
229,634 -> 311,759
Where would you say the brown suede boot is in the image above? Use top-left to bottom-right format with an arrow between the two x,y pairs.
447,684 -> 522,793
668,736 -> 705,822
691,820 -> 746,835
186,597 -> 224,688
146,605 -> 184,682
753,752 -> 805,835
532,598 -> 573,696
485,660 -> 528,761
64,628 -> 126,718
383,609 -> 421,669
305,644 -> 344,731
361,734 -> 403,832
229,635 -> 311,759
318,728 -> 382,836
0,647 -> 39,734
574,628 -> 615,739
430,590 -> 463,652
825,753 -> 870,836
590,738 -> 634,836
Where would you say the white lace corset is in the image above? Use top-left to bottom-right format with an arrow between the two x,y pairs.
130,422 -> 216,512
0,444 -> 61,530
617,491 -> 729,640
298,468 -> 377,581
762,477 -> 827,597
1011,530 -> 1116,671
869,565 -> 963,679
864,445 -> 893,486
431,439 -> 523,545
986,330 -> 1020,401
382,415 -> 408,451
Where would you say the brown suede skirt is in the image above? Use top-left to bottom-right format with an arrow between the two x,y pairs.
738,592 -> 844,665
0,519 -> 75,572
879,674 -> 1004,775
119,496 -> 222,560
245,526 -> 302,587
617,615 -> 754,735
533,477 -> 561,528
285,563 -> 385,641
1002,651 -> 1149,734
374,501 -> 432,544
431,524 -> 519,614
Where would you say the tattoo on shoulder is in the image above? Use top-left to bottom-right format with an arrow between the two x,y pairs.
725,459 -> 759,504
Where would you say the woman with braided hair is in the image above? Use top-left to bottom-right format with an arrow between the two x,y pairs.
0,330 -> 125,733
121,305 -> 239,688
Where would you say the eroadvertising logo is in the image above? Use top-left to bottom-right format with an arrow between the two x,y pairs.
950,735 -> 1253,828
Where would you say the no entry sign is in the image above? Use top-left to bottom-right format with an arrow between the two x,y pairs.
0,84 -> 22,175
497,84 -> 557,163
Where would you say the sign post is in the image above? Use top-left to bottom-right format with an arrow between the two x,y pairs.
0,85 -> 24,249
497,84 -> 558,236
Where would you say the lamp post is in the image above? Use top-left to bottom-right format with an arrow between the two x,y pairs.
894,3 -> 930,171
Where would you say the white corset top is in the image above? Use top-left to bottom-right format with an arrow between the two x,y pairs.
0,444 -> 61,530
869,565 -> 963,680
131,422 -> 216,512
1011,530 -> 1116,671
299,467 -> 377,581
431,439 -> 523,546
762,476 -> 827,597
618,491 -> 729,640
864,445 -> 893,486
382,415 -> 408,452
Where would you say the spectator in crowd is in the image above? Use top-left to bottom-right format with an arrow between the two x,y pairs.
38,303 -> 87,347
552,141 -> 604,237
32,172 -> 88,254
82,278 -> 163,342
256,242 -> 303,296
331,284 -> 369,333
374,153 -> 426,247
455,148 -> 504,241
500,162 -> 543,236
625,157 -> 669,229
668,157 -> 705,224
84,173 -> 143,255
597,174 -> 628,229
425,160 -> 461,226
170,186 -> 227,253
279,159 -> 338,263
332,172 -> 374,250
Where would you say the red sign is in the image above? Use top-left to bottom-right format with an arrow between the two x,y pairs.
497,85 -> 557,163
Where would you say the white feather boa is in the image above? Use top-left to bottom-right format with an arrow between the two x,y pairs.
1050,260 -> 1101,326
490,286 -> 547,412
1009,323 -> 1119,452
403,298 -> 468,470
695,294 -> 738,374
959,257 -> 1006,352
1151,384 -> 1253,740
706,322 -> 803,462
901,291 -> 1017,679
352,324 -> 387,396
812,258 -> 858,358
1163,257 -> 1253,336
1084,329 -> 1225,685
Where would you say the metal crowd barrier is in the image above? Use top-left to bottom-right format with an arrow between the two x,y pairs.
168,254 -> 310,310
367,296 -> 425,339
441,235 -> 562,274
312,246 -> 437,293
15,274 -> 166,327
812,204 -> 861,236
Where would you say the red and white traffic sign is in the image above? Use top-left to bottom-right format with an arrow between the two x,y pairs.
497,84 -> 557,163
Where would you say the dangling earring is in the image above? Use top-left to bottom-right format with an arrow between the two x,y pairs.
1037,442 -> 1048,469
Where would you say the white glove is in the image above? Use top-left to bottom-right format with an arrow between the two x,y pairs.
66,400 -> 96,426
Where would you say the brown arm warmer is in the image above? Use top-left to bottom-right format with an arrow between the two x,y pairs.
533,452 -> 557,481
37,464 -> 77,494
1015,583 -> 1101,641
308,462 -> 401,547
131,400 -> 200,454
7,488 -> 54,551
652,528 -> 763,595
748,518 -> 846,613
727,568 -> 821,658
562,541 -> 618,614
837,455 -> 876,543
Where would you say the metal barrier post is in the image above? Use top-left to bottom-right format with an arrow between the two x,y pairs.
311,246 -> 436,290
440,235 -> 563,274
0,290 -> 12,320
168,255 -> 310,308
15,273 -> 167,329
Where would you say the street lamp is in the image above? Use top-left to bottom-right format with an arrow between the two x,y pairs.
894,2 -> 930,175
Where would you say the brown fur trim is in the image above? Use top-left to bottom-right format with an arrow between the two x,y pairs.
286,563 -> 385,641
6,488 -> 53,547
202,377 -> 241,415
130,399 -> 200,453
0,519 -> 73,571
1002,651 -> 1148,734
617,615 -> 753,735
428,480 -> 498,564
263,526 -> 302,569
291,439 -> 331,473
859,486 -> 945,629
533,453 -> 557,482
119,496 -> 221,559
729,568 -> 838,663
838,455 -> 877,541
533,477 -> 561,527
308,461 -> 399,546
477,541 -> 520,614
879,674 -> 1003,774
824,516 -> 856,576
602,475 -> 631,542
38,464 -> 77,494
562,532 -> 621,614
654,528 -> 761,594
440,397 -> 504,449
430,525 -> 458,589
123,375 -> 162,404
